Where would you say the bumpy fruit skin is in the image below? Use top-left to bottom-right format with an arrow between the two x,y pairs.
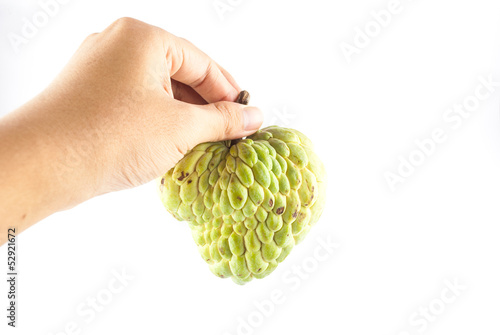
158,126 -> 326,284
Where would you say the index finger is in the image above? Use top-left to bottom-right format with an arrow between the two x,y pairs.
164,34 -> 240,103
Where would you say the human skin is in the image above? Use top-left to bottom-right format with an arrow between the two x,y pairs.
0,18 -> 263,245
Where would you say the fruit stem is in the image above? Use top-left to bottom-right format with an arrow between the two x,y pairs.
236,90 -> 250,105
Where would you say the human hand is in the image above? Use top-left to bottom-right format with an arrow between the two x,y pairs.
0,17 -> 263,241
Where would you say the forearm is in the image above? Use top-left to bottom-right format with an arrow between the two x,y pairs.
0,96 -> 97,245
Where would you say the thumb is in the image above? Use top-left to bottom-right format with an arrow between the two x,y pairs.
192,101 -> 264,143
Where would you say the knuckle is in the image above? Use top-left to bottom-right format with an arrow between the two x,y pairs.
108,17 -> 152,39
104,17 -> 159,55
112,17 -> 140,28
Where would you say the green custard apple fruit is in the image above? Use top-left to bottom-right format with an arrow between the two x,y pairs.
158,92 -> 326,284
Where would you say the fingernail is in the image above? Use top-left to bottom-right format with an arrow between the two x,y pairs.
243,107 -> 263,131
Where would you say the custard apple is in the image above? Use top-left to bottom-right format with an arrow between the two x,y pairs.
158,95 -> 326,285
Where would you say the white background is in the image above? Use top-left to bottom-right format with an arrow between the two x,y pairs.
1,0 -> 500,334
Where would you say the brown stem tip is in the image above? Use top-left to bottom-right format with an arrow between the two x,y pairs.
236,90 -> 250,105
